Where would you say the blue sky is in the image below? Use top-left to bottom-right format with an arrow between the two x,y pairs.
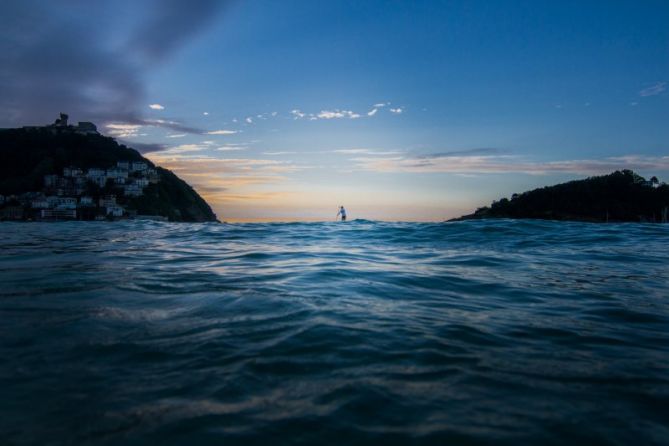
2,0 -> 668,220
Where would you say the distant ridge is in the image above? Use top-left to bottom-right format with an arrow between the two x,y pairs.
453,170 -> 669,223
0,120 -> 217,222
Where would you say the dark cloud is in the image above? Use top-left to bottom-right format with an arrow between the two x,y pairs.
0,0 -> 226,129
120,141 -> 169,154
128,0 -> 224,63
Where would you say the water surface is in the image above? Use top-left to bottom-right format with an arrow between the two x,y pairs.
1,220 -> 668,445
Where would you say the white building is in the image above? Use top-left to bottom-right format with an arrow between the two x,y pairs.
106,206 -> 124,217
99,195 -> 116,207
31,198 -> 50,209
86,168 -> 107,187
44,174 -> 59,188
55,197 -> 77,210
106,168 -> 128,180
117,161 -> 130,170
131,161 -> 148,172
124,184 -> 143,197
63,167 -> 83,177
134,178 -> 149,188
87,168 -> 105,178
79,196 -> 94,206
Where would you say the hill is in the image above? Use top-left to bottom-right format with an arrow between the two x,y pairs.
453,170 -> 669,223
0,125 -> 217,222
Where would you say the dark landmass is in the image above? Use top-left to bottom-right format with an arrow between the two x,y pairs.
0,125 -> 217,222
453,170 -> 669,223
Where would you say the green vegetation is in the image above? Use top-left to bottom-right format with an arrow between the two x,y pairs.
0,127 -> 217,222
127,167 -> 215,222
454,170 -> 669,223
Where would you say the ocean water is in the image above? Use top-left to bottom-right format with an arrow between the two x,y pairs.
1,219 -> 668,445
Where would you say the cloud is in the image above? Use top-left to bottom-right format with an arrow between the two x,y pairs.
104,119 -> 203,136
639,82 -> 666,97
163,144 -> 210,154
126,0 -> 227,64
367,108 -> 378,116
0,1 -> 224,127
207,129 -> 238,135
263,151 -> 297,155
167,133 -> 187,138
216,145 -> 247,152
246,117 -> 253,124
389,107 -> 403,114
351,152 -> 669,175
145,153 -> 305,203
105,123 -> 143,138
317,110 -> 361,119
121,141 -> 168,154
333,148 -> 403,155
291,110 -> 305,119
203,112 -> 209,116
149,104 -> 165,110
374,102 -> 389,107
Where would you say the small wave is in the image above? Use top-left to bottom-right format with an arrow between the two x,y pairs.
1,219 -> 668,445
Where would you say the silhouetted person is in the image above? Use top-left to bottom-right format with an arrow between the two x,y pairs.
336,205 -> 347,221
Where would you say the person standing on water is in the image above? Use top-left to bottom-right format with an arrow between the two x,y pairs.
336,205 -> 347,221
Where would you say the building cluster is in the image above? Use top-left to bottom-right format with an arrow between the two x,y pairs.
22,113 -> 99,135
0,161 -> 160,221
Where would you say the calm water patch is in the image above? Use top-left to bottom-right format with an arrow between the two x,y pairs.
1,220 -> 668,445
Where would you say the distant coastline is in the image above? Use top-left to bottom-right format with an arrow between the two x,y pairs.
0,114 -> 217,222
452,170 -> 669,224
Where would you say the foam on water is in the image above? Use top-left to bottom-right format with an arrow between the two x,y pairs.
1,220 -> 668,445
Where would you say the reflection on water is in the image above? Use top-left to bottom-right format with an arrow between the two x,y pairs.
1,220 -> 668,445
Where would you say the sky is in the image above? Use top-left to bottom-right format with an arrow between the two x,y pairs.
1,0 -> 668,221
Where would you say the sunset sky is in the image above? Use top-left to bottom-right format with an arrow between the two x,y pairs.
2,0 -> 668,221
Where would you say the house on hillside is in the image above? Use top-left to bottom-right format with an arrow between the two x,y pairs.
63,167 -> 83,178
99,195 -> 116,208
131,161 -> 148,172
106,205 -> 124,217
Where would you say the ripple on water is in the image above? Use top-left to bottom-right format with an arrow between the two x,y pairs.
0,219 -> 668,445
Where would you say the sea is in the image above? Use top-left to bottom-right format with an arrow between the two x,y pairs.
1,219 -> 668,445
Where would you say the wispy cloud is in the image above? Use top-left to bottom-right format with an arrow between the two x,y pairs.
333,148 -> 403,155
246,117 -> 253,124
167,133 -> 187,138
163,143 -> 209,153
123,141 -> 168,154
374,102 -> 389,108
367,108 -> 378,116
106,123 -> 142,138
145,153 -> 309,206
207,129 -> 238,135
139,118 -> 204,134
216,145 -> 247,152
351,152 -> 669,175
263,151 -> 297,155
639,82 -> 666,97
149,103 -> 165,110
389,107 -> 403,114
291,109 -> 305,119
203,112 -> 209,116
317,110 -> 361,119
